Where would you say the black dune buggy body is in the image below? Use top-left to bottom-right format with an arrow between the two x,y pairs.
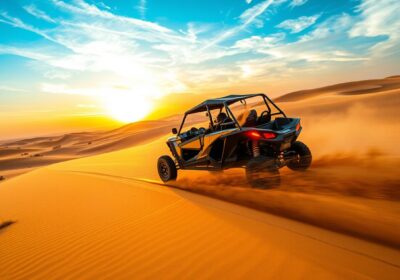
157,93 -> 312,188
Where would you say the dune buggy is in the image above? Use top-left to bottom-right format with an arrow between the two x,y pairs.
157,94 -> 312,188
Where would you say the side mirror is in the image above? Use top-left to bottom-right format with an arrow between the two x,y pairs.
172,128 -> 178,134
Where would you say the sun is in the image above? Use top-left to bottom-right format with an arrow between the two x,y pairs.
102,92 -> 152,123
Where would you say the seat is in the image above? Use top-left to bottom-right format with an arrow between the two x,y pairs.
257,111 -> 271,125
242,109 -> 258,127
215,112 -> 234,130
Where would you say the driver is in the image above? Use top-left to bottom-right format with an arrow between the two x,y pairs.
217,112 -> 229,123
214,112 -> 233,130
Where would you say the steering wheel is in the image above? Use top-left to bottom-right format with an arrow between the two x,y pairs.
259,110 -> 271,123
187,127 -> 198,136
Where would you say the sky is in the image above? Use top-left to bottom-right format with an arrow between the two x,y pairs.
0,0 -> 399,138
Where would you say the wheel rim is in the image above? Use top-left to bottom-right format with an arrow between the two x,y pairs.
159,161 -> 169,179
291,153 -> 311,168
293,154 -> 301,164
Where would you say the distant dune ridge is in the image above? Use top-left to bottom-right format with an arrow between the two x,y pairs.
0,76 -> 400,279
0,120 -> 178,178
275,75 -> 400,102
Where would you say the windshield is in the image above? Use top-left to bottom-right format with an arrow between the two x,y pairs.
179,111 -> 211,135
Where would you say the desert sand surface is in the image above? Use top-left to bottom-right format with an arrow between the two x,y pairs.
1,166 -> 400,279
1,76 -> 400,278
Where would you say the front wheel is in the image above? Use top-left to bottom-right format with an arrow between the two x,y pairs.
157,155 -> 178,182
246,156 -> 280,189
287,141 -> 312,171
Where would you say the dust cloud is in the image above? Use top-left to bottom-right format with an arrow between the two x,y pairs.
176,92 -> 400,201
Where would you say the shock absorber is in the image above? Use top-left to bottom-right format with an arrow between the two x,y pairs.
278,152 -> 284,167
252,140 -> 260,157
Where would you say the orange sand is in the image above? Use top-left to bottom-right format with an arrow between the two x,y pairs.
1,167 -> 399,279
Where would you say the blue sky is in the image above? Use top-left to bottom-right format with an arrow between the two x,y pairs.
0,0 -> 399,129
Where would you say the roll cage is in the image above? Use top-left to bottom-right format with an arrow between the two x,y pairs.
177,93 -> 286,135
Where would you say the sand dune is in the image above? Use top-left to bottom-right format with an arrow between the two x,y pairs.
0,120 -> 178,179
276,75 -> 400,102
0,167 -> 399,279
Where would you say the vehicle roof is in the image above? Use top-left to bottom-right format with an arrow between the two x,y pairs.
186,93 -> 265,114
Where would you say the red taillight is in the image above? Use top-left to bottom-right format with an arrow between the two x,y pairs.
247,131 -> 262,140
296,122 -> 301,131
246,131 -> 276,140
263,132 -> 276,139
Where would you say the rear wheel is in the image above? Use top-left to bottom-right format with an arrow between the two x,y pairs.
246,156 -> 280,189
287,141 -> 312,171
157,155 -> 177,182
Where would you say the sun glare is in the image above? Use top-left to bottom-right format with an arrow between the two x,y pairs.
102,92 -> 152,123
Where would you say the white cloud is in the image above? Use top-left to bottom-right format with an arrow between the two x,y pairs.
238,59 -> 287,79
230,13 -> 369,81
137,0 -> 146,19
98,2 -> 111,10
53,0 -> 171,34
349,0 -> 400,57
300,13 -> 352,41
0,85 -> 28,93
245,0 -> 253,4
44,71 -> 71,80
0,12 -> 56,43
276,14 -> 320,33
23,5 -> 56,23
289,0 -> 308,8
203,0 -> 279,50
233,33 -> 285,50
0,4 -> 188,99
1,0 -> 285,73
0,44 -> 50,61
269,15 -> 366,62
239,0 -> 275,25
350,0 -> 400,37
